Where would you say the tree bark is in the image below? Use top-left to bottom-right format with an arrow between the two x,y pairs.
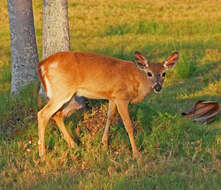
42,0 -> 70,58
37,0 -> 86,157
40,0 -> 85,110
39,0 -> 70,97
8,0 -> 39,95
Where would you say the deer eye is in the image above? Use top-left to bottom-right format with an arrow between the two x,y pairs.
162,72 -> 166,77
147,72 -> 153,77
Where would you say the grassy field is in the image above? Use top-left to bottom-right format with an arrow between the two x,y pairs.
1,0 -> 221,189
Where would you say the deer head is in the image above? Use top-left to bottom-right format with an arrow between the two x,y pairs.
134,51 -> 179,93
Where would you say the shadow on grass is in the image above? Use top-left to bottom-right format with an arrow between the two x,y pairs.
113,172 -> 221,190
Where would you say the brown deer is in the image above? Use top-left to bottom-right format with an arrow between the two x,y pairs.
37,51 -> 179,159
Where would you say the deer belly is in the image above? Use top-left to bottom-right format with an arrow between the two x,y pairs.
76,89 -> 108,99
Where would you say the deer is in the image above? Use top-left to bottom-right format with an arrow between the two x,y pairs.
37,51 -> 179,160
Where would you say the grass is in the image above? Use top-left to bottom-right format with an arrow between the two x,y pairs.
1,0 -> 221,189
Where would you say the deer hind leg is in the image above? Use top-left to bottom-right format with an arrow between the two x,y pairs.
115,100 -> 141,159
52,110 -> 76,148
102,100 -> 116,148
52,96 -> 85,148
37,94 -> 74,159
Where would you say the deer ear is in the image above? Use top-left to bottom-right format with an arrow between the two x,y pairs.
134,51 -> 149,70
163,52 -> 179,70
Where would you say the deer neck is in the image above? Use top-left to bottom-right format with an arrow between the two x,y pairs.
141,73 -> 153,97
130,71 -> 153,104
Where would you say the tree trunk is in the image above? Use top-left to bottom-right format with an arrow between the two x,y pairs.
40,0 -> 85,110
42,0 -> 70,58
8,0 -> 39,95
39,0 -> 70,97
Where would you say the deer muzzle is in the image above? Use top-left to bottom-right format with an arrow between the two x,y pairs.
153,83 -> 162,93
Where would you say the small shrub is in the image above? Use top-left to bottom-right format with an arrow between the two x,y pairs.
135,20 -> 169,35
104,21 -> 169,37
176,50 -> 197,78
105,23 -> 133,36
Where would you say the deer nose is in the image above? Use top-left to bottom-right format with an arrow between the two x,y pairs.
154,83 -> 162,92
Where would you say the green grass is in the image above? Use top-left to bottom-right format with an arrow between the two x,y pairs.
1,0 -> 221,189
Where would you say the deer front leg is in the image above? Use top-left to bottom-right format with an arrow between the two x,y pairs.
115,100 -> 141,159
102,100 -> 116,148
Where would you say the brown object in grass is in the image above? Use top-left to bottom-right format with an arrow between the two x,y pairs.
182,100 -> 220,124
